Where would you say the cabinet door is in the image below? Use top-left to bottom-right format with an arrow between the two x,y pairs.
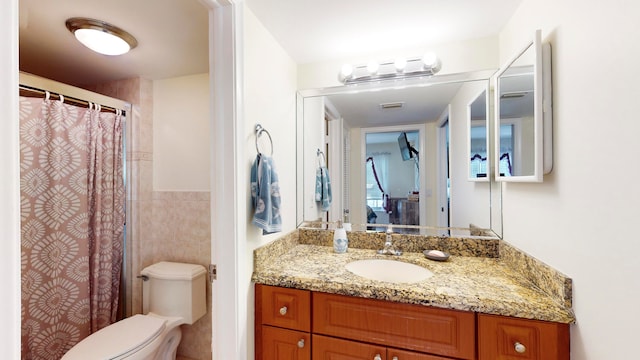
313,334 -> 387,360
257,284 -> 311,332
478,314 -> 570,360
388,348 -> 454,360
313,292 -> 475,359
262,326 -> 310,360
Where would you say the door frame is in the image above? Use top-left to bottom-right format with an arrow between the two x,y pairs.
202,0 -> 245,359
437,106 -> 451,235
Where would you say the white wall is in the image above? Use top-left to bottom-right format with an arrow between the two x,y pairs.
0,0 -> 21,357
153,73 -> 211,191
498,1 -> 640,359
243,5 -> 298,359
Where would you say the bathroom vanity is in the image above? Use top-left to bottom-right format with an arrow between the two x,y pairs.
256,285 -> 568,360
252,229 -> 574,360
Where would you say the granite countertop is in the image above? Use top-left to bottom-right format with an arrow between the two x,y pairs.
252,229 -> 576,324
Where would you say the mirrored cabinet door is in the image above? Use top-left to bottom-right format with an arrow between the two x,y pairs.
494,29 -> 552,182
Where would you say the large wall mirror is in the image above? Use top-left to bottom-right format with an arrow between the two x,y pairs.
494,29 -> 552,182
297,70 -> 503,237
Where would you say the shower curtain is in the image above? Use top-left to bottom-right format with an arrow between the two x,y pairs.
19,95 -> 125,360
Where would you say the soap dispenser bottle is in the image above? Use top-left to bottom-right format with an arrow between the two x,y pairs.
333,220 -> 348,254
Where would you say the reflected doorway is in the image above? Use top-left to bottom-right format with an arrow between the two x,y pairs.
362,126 -> 425,233
437,117 -> 450,235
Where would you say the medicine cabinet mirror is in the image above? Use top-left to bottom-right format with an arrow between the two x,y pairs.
494,29 -> 552,182
468,87 -> 490,181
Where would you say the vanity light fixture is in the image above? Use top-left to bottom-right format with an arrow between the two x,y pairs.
65,17 -> 138,56
338,53 -> 442,84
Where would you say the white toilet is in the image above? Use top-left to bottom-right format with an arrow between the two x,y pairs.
62,261 -> 207,360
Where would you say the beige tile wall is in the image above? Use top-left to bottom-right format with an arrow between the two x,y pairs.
150,191 -> 211,359
86,78 -> 212,360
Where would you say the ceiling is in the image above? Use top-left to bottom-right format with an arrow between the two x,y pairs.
19,0 -> 523,122
245,0 -> 523,64
19,0 -> 209,86
246,0 -> 523,127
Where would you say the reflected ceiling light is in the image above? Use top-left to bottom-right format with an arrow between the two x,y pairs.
66,17 -> 138,56
338,53 -> 441,85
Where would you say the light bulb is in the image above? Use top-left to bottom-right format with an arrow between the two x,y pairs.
74,28 -> 131,55
366,61 -> 379,75
338,64 -> 354,82
422,52 -> 438,68
394,58 -> 407,72
340,64 -> 353,77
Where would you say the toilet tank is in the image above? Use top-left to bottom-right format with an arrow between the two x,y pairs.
141,261 -> 207,325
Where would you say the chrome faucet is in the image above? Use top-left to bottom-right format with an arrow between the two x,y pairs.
377,226 -> 402,256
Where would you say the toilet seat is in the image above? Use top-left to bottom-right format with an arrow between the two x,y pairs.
62,314 -> 167,360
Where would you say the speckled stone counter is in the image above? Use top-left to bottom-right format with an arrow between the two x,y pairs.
252,229 -> 575,324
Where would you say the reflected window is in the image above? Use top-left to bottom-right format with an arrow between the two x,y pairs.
469,124 -> 487,178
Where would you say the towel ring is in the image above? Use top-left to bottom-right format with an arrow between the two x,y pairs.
317,149 -> 326,167
255,124 -> 273,156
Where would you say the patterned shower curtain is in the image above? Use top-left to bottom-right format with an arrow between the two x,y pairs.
19,96 -> 125,360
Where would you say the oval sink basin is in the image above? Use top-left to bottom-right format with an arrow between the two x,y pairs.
345,259 -> 433,283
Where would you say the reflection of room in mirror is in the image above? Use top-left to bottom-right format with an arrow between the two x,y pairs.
298,71 -> 501,238
468,88 -> 488,180
365,130 -> 420,233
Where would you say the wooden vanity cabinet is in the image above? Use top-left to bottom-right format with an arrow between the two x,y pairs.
256,285 -> 570,360
477,314 -> 570,360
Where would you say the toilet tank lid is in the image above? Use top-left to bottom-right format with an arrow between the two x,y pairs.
141,261 -> 207,280
62,315 -> 166,360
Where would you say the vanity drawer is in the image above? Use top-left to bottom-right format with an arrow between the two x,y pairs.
312,292 -> 476,359
477,314 -> 570,360
257,284 -> 311,332
312,334 -> 387,360
389,347 -> 457,360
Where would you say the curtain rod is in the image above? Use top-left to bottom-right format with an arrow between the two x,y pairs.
19,84 -> 126,115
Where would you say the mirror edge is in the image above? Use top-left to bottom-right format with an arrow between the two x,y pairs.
541,40 -> 553,174
296,91 -> 304,226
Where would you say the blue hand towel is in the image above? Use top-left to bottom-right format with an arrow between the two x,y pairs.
315,166 -> 332,212
251,154 -> 282,234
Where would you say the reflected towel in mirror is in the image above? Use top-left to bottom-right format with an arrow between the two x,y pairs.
251,154 -> 282,234
315,166 -> 332,211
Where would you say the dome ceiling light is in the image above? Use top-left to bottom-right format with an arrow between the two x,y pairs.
65,17 -> 138,56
